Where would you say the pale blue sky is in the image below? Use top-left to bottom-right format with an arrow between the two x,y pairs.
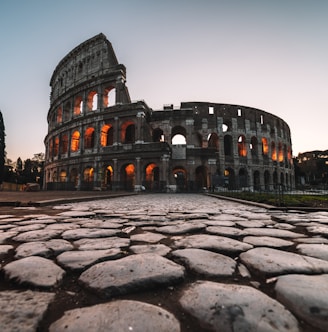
0,0 -> 327,161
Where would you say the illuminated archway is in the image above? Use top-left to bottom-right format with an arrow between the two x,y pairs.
83,167 -> 94,182
71,131 -> 80,152
121,164 -> 135,191
103,165 -> 113,189
101,124 -> 113,146
121,121 -> 135,143
84,127 -> 95,149
145,163 -> 159,190
173,167 -> 187,192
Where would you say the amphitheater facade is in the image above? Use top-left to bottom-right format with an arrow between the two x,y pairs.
44,33 -> 294,192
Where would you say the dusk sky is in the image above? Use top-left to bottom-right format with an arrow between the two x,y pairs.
0,0 -> 327,162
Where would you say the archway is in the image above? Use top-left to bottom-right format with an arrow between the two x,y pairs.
121,164 -> 135,191
144,163 -> 159,190
195,165 -> 208,191
173,167 -> 187,192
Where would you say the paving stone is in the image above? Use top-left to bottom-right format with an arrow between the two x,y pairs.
57,210 -> 96,217
130,231 -> 166,243
172,248 -> 236,277
0,245 -> 13,257
173,234 -> 253,254
74,237 -> 130,250
235,220 -> 268,228
62,228 -> 120,240
243,236 -> 294,248
306,225 -> 328,236
44,223 -> 80,231
242,227 -> 305,238
15,242 -> 52,258
155,222 -> 206,235
275,274 -> 328,331
296,243 -> 328,261
179,280 -> 299,332
203,219 -> 236,226
56,249 -> 123,270
49,300 -> 180,332
11,224 -> 46,232
3,256 -> 65,288
240,247 -> 328,277
78,220 -> 123,229
46,239 -> 74,254
79,253 -> 185,297
294,237 -> 328,244
0,290 -> 55,332
0,231 -> 18,244
206,226 -> 244,237
130,244 -> 171,256
13,229 -> 62,242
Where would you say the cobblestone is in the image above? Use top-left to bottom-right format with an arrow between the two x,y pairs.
0,193 -> 328,331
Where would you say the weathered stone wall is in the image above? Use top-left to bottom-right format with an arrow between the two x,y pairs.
44,34 -> 294,192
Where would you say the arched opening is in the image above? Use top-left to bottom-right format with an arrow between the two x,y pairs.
103,165 -> 113,189
195,165 -> 208,191
271,142 -> 277,161
57,107 -> 62,123
250,136 -> 258,157
84,127 -> 95,149
208,133 -> 219,150
63,102 -> 71,122
53,137 -> 59,156
171,126 -> 187,145
101,124 -> 113,146
278,142 -> 284,162
87,91 -> 98,111
144,163 -> 159,190
71,131 -> 80,152
264,170 -> 270,191
121,164 -> 135,191
238,135 -> 247,157
59,170 -> 67,182
224,167 -> 235,190
239,168 -> 248,188
121,121 -> 135,143
74,96 -> 83,115
61,134 -> 68,154
253,170 -> 260,191
262,138 -> 269,156
103,87 -> 116,107
224,135 -> 233,157
83,167 -> 94,182
222,121 -> 230,132
152,128 -> 164,142
70,168 -> 78,187
48,140 -> 53,158
173,167 -> 187,192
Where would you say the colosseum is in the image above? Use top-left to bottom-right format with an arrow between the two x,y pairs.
44,33 -> 294,192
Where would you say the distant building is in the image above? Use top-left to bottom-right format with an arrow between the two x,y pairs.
44,33 -> 294,192
294,150 -> 328,189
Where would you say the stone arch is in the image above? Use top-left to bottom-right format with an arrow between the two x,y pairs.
84,127 -> 95,149
144,163 -> 160,190
238,135 -> 247,157
271,142 -> 277,161
103,87 -> 116,107
195,165 -> 208,191
152,128 -> 164,142
121,163 -> 135,191
71,130 -> 80,152
61,134 -> 69,154
239,168 -> 248,188
87,90 -> 98,111
74,96 -> 83,115
59,169 -> 67,182
224,167 -> 235,190
103,165 -> 113,189
57,107 -> 62,123
171,126 -> 187,145
262,137 -> 269,156
208,133 -> 219,150
253,170 -> 260,191
250,136 -> 258,157
224,135 -> 233,157
53,137 -> 59,157
121,121 -> 135,143
264,170 -> 270,191
101,124 -> 113,146
173,167 -> 187,192
63,101 -> 71,122
278,142 -> 284,162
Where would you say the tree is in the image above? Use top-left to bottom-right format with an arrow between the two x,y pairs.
0,111 -> 5,185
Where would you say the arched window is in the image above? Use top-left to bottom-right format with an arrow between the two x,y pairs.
171,126 -> 187,145
271,142 -> 277,161
61,134 -> 68,154
74,96 -> 83,115
208,133 -> 219,150
101,124 -> 113,146
262,138 -> 269,155
250,136 -> 258,156
103,87 -> 116,107
121,121 -> 135,143
53,137 -> 59,156
238,135 -> 247,157
172,134 -> 186,145
83,167 -> 94,182
63,102 -> 71,122
278,142 -> 284,162
59,170 -> 67,182
87,91 -> 98,111
84,127 -> 95,149
71,131 -> 80,152
57,107 -> 62,123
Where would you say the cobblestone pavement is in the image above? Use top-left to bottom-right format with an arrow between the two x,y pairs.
1,193 -> 328,332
